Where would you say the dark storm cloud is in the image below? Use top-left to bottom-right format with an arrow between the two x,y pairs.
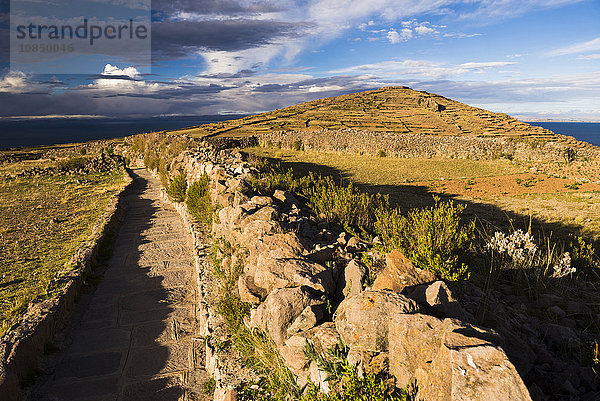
152,19 -> 313,59
94,82 -> 233,100
152,0 -> 285,17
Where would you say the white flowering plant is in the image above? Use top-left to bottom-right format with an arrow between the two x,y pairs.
485,229 -> 575,279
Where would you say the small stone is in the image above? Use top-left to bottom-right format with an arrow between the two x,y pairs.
562,380 -> 578,395
337,232 -> 351,246
566,300 -> 591,315
537,294 -> 562,308
548,305 -> 566,318
250,196 -> 273,206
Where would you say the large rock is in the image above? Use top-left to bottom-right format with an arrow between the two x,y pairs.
335,259 -> 366,302
280,323 -> 340,388
407,280 -> 473,322
389,314 -> 531,401
251,286 -> 325,346
249,252 -> 334,295
373,250 -> 435,293
334,290 -> 419,352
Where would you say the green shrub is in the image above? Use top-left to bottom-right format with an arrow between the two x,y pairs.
307,175 -> 388,235
375,197 -> 473,281
378,150 -> 387,157
166,172 -> 187,202
186,174 -> 213,226
55,156 -> 88,171
299,340 -> 410,401
292,139 -> 303,151
566,234 -> 600,280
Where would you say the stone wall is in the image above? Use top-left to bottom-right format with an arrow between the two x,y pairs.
260,129 -> 599,162
0,169 -> 133,401
171,143 -> 532,401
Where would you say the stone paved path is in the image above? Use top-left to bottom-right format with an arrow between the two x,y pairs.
29,169 -> 210,401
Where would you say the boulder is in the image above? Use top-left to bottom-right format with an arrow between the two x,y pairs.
237,275 -> 261,304
334,290 -> 419,352
389,314 -> 532,401
273,190 -> 299,206
407,280 -> 473,322
287,304 -> 326,336
250,196 -> 273,207
335,259 -> 366,302
280,323 -> 340,388
306,245 -> 337,264
251,286 -> 325,346
240,220 -> 280,244
251,253 -> 334,295
373,250 -> 435,293
240,206 -> 279,227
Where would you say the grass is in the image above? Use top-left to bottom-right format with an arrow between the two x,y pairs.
210,238 -> 299,400
0,169 -> 126,335
186,174 -> 213,226
247,147 -> 524,185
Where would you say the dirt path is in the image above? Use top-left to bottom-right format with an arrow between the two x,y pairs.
29,169 -> 210,401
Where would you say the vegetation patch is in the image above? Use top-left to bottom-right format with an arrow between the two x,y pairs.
167,172 -> 187,202
0,166 -> 126,335
375,197 -> 474,281
186,173 -> 213,226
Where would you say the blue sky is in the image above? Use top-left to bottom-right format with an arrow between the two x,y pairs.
1,0 -> 599,121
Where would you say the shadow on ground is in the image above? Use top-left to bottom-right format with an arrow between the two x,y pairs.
28,169 -> 202,401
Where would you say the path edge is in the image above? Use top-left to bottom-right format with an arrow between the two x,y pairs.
0,167 -> 134,401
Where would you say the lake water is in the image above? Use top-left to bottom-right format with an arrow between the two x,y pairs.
0,115 -> 246,150
1,117 -> 599,150
526,122 -> 600,147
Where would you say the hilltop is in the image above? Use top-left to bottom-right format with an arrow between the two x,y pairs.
170,86 -> 588,149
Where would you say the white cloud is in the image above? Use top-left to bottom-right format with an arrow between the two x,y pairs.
101,64 -> 141,78
0,71 -> 29,94
387,28 -> 413,43
415,25 -> 436,35
89,64 -> 161,92
577,53 -> 600,60
330,59 -> 516,78
387,30 -> 401,44
547,36 -> 600,56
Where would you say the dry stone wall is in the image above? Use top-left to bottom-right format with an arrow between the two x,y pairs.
173,143 -> 532,401
260,129 -> 599,162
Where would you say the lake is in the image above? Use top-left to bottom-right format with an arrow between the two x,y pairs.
526,122 -> 600,147
0,115 -> 246,150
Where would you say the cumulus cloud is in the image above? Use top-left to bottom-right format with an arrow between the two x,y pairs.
0,71 -> 29,93
88,64 -> 161,92
415,25 -> 436,35
387,28 -> 413,43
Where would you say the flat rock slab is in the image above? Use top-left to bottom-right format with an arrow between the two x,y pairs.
29,169 -> 210,401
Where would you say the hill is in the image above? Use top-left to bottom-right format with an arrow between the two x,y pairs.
169,86 -> 587,148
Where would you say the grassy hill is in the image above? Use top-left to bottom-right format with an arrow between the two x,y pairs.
169,86 -> 587,148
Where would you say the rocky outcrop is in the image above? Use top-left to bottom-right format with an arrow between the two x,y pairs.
175,143 -> 532,400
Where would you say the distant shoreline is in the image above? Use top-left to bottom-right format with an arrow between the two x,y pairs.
524,119 -> 600,123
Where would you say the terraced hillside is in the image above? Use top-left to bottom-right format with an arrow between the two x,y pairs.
170,86 -> 585,148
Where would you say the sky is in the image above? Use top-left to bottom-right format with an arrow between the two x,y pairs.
0,0 -> 599,122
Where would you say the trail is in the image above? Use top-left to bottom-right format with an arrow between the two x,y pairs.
30,168 -> 210,401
